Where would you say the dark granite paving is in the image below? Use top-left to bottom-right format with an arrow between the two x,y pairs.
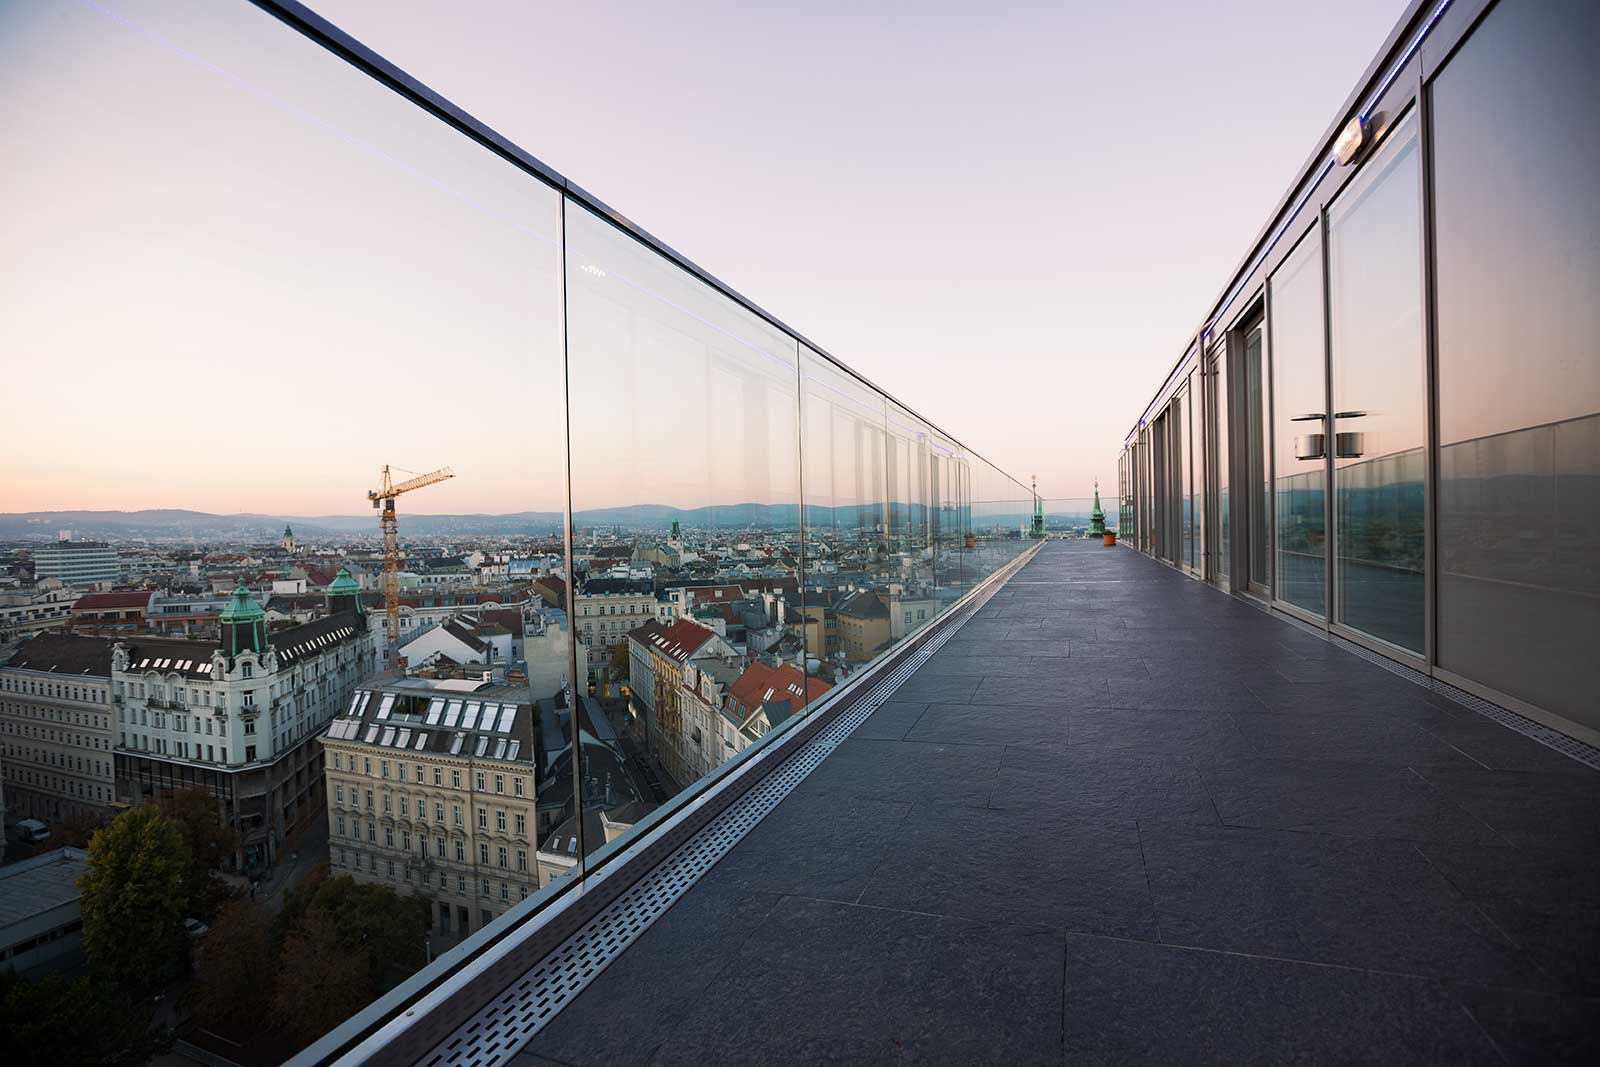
517,543 -> 1600,1066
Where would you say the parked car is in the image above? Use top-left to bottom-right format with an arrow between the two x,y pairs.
14,818 -> 51,843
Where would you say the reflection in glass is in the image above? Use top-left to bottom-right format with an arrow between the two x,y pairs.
1181,382 -> 1195,568
564,200 -> 804,851
1432,0 -> 1600,728
1269,230 -> 1326,616
1212,350 -> 1231,581
1244,326 -> 1271,591
1327,111 -> 1424,652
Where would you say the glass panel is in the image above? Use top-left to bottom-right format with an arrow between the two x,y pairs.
0,0 -> 570,1003
799,351 -> 891,683
1269,230 -> 1327,616
1213,351 -> 1231,581
1327,111 -> 1424,652
1192,366 -> 1208,572
563,199 -> 802,853
1245,325 -> 1272,590
1432,0 -> 1600,728
1181,383 -> 1196,567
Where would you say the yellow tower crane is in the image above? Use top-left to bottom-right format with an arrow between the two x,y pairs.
368,464 -> 454,665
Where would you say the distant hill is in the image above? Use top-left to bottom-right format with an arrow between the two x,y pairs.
0,502 -> 1040,542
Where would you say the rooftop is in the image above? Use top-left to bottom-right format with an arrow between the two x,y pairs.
504,543 -> 1599,1064
0,848 -> 89,928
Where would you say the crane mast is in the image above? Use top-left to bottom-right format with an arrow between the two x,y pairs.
368,464 -> 454,666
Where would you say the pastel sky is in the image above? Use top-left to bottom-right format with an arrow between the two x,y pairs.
1,0 -> 1407,516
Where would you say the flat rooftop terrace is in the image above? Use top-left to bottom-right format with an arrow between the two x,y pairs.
515,542 -> 1599,1065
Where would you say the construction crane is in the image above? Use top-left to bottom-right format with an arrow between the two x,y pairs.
368,465 -> 454,665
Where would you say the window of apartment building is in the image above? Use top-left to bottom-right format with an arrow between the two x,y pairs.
435,802 -> 444,822
365,789 -> 374,810
332,752 -> 341,769
455,840 -> 465,863
433,766 -> 442,786
334,783 -> 344,804
475,771 -> 485,791
364,757 -> 371,775
477,808 -> 487,830
383,794 -> 392,814
207,744 -> 215,761
367,823 -> 376,842
478,843 -> 489,865
513,777 -> 524,798
516,849 -> 527,872
381,760 -> 389,778
245,745 -> 256,761
479,881 -> 490,899
520,886 -> 529,902
457,876 -> 467,895
495,810 -> 506,832
493,774 -> 504,794
414,763 -> 424,783
401,830 -> 410,851
452,804 -> 462,826
514,813 -> 526,836
387,860 -> 395,879
399,797 -> 408,816
242,689 -> 254,707
336,815 -> 346,836
435,837 -> 445,858
496,846 -> 507,869
384,827 -> 394,847
451,770 -> 461,788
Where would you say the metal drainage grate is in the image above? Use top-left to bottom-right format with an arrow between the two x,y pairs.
1268,595 -> 1600,771
1325,632 -> 1600,771
417,570 -> 1012,1067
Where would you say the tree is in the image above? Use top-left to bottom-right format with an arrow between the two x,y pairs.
0,972 -> 171,1067
79,804 -> 191,988
189,898 -> 275,1035
160,788 -> 240,916
268,874 -> 430,1046
272,909 -> 372,1048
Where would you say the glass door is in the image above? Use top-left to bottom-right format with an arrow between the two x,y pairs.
1326,111 -> 1426,654
1243,320 -> 1272,595
1207,345 -> 1230,584
1269,229 -> 1328,618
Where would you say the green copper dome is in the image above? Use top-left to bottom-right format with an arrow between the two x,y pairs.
326,566 -> 360,597
219,580 -> 264,623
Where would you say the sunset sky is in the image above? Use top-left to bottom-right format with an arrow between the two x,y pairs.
1,0 -> 1407,516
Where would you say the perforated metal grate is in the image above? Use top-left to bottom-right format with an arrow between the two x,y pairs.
415,564 -> 1017,1067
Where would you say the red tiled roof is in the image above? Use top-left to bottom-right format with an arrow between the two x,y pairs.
725,661 -> 830,719
72,591 -> 152,611
647,619 -> 717,664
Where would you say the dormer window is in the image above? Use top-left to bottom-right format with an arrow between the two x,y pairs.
242,663 -> 254,679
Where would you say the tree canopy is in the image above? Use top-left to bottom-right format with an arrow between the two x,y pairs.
79,804 -> 190,988
0,972 -> 171,1067
159,788 -> 240,916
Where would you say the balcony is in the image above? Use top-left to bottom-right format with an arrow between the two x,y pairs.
299,543 -> 1599,1064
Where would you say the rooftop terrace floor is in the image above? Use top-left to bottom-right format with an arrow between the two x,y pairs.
517,542 -> 1600,1065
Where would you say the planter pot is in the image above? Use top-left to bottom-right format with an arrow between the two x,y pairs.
1103,532 -> 1117,546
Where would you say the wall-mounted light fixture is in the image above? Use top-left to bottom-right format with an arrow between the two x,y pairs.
1333,115 -> 1367,166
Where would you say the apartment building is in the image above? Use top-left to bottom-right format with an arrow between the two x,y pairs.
320,675 -> 540,938
112,574 -> 377,869
30,541 -> 118,587
0,634 -> 117,822
574,578 -> 655,683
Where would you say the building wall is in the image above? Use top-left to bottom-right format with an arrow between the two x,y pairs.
0,667 -> 115,821
30,543 -> 119,587
323,741 -> 538,938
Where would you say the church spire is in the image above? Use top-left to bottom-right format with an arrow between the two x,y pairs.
1089,479 -> 1107,537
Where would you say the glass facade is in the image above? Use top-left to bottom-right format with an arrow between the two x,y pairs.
1327,111 -> 1425,654
1269,230 -> 1327,617
1117,0 -> 1600,741
1432,0 -> 1600,729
